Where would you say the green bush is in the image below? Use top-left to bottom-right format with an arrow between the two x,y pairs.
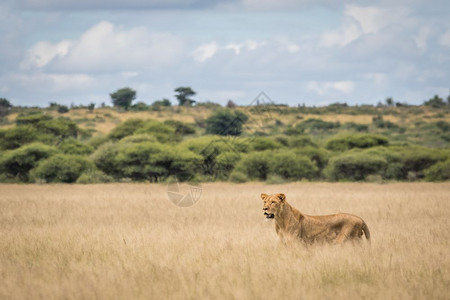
215,151 -> 241,179
0,125 -> 38,149
387,146 -> 446,179
86,135 -> 109,149
234,151 -> 271,181
169,147 -> 202,181
344,146 -> 447,181
270,151 -> 318,180
326,134 -> 389,151
298,118 -> 340,132
130,102 -> 149,111
16,112 -> 52,126
0,143 -> 56,182
14,112 -> 80,141
152,99 -> 171,109
249,137 -> 283,151
265,174 -> 288,184
228,170 -> 249,183
57,105 -> 69,113
31,154 -> 95,183
344,122 -> 369,132
76,170 -> 114,183
372,115 -> 399,129
58,138 -> 94,155
284,126 -> 304,136
164,120 -> 196,135
324,150 -> 388,181
115,142 -> 201,182
119,134 -> 157,144
424,159 -> 450,181
295,146 -> 330,171
108,119 -> 145,140
181,136 -> 237,177
135,121 -> 179,143
37,118 -> 79,139
205,109 -> 248,136
288,136 -> 318,148
90,142 -> 120,177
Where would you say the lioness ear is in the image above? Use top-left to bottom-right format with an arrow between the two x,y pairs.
261,193 -> 268,200
278,193 -> 286,202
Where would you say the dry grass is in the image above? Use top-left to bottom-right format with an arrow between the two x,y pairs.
1,183 -> 449,299
4,106 -> 446,136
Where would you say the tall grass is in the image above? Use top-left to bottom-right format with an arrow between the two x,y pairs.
1,183 -> 449,299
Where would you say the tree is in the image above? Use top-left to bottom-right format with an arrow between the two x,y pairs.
0,143 -> 56,182
152,98 -> 171,107
205,109 -> 248,136
30,154 -> 95,183
87,103 -> 95,112
0,98 -> 12,118
385,97 -> 394,106
424,95 -> 445,108
151,98 -> 171,111
226,100 -> 237,108
110,87 -> 136,110
57,105 -> 69,113
174,87 -> 196,106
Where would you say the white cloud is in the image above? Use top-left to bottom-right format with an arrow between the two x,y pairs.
306,81 -> 355,95
192,42 -> 219,62
321,4 -> 414,47
21,40 -> 72,69
232,0 -> 335,11
345,5 -> 383,34
21,21 -> 185,73
321,21 -> 362,47
440,29 -> 450,47
224,40 -> 267,54
414,26 -> 432,52
121,71 -> 139,79
364,73 -> 387,86
12,72 -> 95,92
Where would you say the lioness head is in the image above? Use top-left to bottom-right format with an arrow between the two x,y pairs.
261,193 -> 286,219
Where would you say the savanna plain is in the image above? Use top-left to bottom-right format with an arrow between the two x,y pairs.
1,183 -> 449,299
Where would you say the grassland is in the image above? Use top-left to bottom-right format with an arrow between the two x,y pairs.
1,183 -> 449,299
3,105 -> 448,137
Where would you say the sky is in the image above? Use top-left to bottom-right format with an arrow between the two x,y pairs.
1,0 -> 450,107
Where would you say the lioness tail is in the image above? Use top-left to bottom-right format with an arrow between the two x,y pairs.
362,222 -> 371,242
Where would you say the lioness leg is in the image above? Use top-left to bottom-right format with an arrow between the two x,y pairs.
334,226 -> 354,244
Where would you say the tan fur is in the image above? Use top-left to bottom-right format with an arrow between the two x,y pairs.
261,193 -> 370,244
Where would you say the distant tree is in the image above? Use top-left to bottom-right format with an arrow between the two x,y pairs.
205,109 -> 248,136
110,87 -> 136,110
196,101 -> 221,108
131,102 -> 149,111
395,102 -> 408,107
152,98 -> 172,107
0,98 -> 12,118
226,100 -> 237,108
385,97 -> 394,106
87,103 -> 95,112
174,87 -> 196,106
57,105 -> 69,114
424,95 -> 445,108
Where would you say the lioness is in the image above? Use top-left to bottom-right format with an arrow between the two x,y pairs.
261,193 -> 370,244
